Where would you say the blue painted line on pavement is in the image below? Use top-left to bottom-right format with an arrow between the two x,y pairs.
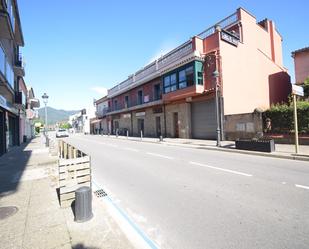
93,181 -> 159,249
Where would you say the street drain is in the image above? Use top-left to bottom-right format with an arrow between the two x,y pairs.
0,206 -> 18,220
94,189 -> 107,198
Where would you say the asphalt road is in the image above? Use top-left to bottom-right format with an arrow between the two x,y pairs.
64,134 -> 309,249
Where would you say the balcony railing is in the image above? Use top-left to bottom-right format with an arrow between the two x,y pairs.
15,53 -> 23,68
108,41 -> 193,97
96,107 -> 110,118
197,12 -> 239,39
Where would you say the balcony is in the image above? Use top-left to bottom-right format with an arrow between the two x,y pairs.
14,53 -> 25,77
108,41 -> 197,98
107,98 -> 163,116
96,107 -> 110,118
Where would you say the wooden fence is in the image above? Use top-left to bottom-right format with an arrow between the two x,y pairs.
58,140 -> 91,207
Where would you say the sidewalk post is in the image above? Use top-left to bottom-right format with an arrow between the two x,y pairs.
293,94 -> 299,154
140,130 -> 143,140
291,84 -> 304,154
127,130 -> 129,139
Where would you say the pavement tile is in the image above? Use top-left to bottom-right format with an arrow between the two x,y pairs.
25,209 -> 66,233
0,235 -> 23,249
0,217 -> 26,239
23,223 -> 71,249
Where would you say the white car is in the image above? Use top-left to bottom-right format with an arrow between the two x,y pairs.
56,129 -> 69,138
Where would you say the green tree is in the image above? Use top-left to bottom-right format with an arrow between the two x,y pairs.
59,122 -> 72,129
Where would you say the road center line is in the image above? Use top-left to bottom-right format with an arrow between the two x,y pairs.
295,184 -> 309,190
146,152 -> 174,160
189,161 -> 253,177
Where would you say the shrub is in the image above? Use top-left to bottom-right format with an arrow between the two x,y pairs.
263,101 -> 309,134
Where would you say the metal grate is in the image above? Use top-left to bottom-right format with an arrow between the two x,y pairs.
94,189 -> 107,198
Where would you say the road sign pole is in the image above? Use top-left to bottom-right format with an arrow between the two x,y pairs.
293,94 -> 299,154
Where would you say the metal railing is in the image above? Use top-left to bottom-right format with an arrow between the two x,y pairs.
198,12 -> 239,39
108,41 -> 193,97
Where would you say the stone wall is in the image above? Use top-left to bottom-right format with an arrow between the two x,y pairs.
165,102 -> 191,138
224,112 -> 263,140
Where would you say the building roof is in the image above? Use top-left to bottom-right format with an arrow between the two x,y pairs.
95,95 -> 108,104
292,47 -> 309,57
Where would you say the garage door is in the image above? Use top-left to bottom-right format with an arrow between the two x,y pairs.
191,100 -> 217,139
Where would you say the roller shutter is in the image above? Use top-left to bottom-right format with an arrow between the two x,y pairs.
191,100 -> 217,139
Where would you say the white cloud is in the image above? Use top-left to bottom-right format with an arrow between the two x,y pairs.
91,86 -> 108,96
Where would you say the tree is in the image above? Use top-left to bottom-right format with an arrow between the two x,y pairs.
59,122 -> 72,129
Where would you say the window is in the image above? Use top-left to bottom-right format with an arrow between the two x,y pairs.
170,73 -> 177,91
197,72 -> 203,85
164,76 -> 170,93
186,66 -> 194,86
137,90 -> 143,105
114,100 -> 118,111
178,69 -> 186,89
154,84 -> 161,100
164,73 -> 177,93
125,96 -> 129,108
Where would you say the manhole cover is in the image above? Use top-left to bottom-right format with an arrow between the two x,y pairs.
0,206 -> 18,220
94,189 -> 107,198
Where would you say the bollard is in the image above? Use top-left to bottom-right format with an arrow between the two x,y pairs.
127,130 -> 129,139
160,135 -> 163,142
74,186 -> 93,222
45,136 -> 49,147
116,129 -> 119,138
140,130 -> 143,140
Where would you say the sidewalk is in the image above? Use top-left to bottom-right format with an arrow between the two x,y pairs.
90,134 -> 309,161
0,137 -> 134,249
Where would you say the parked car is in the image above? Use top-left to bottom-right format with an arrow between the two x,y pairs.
56,129 -> 69,138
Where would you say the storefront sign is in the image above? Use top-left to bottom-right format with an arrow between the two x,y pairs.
122,113 -> 131,119
136,112 -> 145,117
221,30 -> 239,47
292,84 -> 304,96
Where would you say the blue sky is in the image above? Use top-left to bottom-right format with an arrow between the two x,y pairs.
19,0 -> 309,110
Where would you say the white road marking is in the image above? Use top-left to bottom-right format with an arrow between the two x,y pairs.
295,184 -> 309,190
124,147 -> 139,152
189,161 -> 253,177
146,152 -> 174,160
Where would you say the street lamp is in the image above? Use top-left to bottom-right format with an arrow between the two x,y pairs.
42,93 -> 49,135
212,70 -> 221,147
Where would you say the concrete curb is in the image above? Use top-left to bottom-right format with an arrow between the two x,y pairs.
98,135 -> 309,162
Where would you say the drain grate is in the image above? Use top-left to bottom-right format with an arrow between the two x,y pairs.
0,206 -> 18,220
94,189 -> 107,198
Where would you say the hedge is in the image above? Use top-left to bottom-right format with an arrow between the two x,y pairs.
263,101 -> 309,134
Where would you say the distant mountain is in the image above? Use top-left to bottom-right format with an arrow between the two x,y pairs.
37,107 -> 79,124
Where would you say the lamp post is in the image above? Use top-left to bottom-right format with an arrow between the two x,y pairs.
42,93 -> 49,136
212,70 -> 221,147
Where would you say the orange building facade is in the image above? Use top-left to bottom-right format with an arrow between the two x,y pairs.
93,8 -> 291,140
